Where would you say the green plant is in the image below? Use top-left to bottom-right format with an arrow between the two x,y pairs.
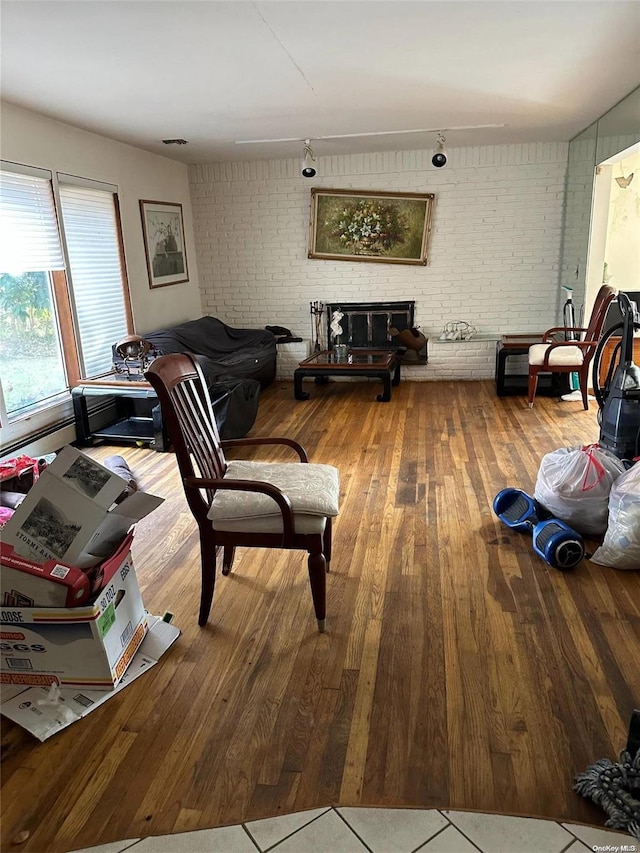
325,199 -> 406,255
0,271 -> 52,330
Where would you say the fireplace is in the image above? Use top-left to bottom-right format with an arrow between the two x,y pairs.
325,300 -> 427,363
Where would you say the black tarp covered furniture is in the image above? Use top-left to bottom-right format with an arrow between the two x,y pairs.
113,317 -> 277,439
139,316 -> 277,388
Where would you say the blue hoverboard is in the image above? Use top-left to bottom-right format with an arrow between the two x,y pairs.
493,488 -> 585,570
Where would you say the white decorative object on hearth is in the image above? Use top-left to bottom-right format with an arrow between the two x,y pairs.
439,321 -> 478,341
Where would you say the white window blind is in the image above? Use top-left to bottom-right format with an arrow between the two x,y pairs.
0,166 -> 65,272
58,182 -> 128,378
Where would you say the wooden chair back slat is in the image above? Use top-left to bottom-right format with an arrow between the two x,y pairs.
146,353 -> 227,514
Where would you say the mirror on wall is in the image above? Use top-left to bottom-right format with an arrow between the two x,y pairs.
559,122 -> 597,316
596,87 -> 640,164
559,87 -> 640,322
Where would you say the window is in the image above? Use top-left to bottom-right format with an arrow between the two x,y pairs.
0,162 -> 131,441
58,177 -> 130,377
0,165 -> 69,421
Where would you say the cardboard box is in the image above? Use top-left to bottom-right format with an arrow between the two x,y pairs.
0,533 -> 147,690
1,445 -> 164,569
1,543 -> 92,607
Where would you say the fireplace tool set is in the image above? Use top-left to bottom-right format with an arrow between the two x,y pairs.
310,301 -> 324,353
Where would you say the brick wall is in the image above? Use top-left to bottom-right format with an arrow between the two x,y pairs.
189,142 -> 568,379
422,337 -> 499,381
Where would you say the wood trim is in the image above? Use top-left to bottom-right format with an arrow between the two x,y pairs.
75,375 -> 152,389
51,269 -> 80,389
598,336 -> 640,384
113,193 -> 134,333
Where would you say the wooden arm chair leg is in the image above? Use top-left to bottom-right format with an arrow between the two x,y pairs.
528,371 -> 539,408
323,517 -> 332,572
307,549 -> 327,633
198,526 -> 218,626
222,545 -> 236,576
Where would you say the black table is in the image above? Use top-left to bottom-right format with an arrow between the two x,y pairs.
72,373 -> 170,451
294,350 -> 401,402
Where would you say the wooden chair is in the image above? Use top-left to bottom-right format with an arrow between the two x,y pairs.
528,285 -> 617,409
145,353 -> 339,632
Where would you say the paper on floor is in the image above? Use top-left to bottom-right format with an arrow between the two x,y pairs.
0,616 -> 180,741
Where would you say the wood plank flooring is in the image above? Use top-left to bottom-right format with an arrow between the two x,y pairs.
2,379 -> 639,852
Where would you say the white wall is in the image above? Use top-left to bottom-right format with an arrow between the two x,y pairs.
603,149 -> 640,292
1,103 -> 202,333
190,142 -> 569,378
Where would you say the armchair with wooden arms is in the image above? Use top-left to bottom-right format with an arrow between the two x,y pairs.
528,284 -> 617,409
145,353 -> 339,632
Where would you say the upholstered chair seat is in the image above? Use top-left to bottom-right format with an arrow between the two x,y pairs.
528,343 -> 585,367
208,460 -> 340,534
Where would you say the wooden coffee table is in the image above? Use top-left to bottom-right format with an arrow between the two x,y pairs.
294,349 -> 401,402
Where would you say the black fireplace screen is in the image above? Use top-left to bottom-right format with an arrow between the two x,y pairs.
325,301 -> 415,350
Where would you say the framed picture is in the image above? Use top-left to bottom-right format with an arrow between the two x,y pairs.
139,200 -> 189,288
308,188 -> 435,265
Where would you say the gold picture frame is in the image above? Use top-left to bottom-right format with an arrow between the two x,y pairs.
308,188 -> 435,265
140,200 -> 189,288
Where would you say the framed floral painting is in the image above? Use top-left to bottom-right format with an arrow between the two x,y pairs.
140,200 -> 189,288
308,188 -> 435,265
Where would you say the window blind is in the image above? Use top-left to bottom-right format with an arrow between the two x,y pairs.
0,167 -> 65,272
58,183 -> 128,378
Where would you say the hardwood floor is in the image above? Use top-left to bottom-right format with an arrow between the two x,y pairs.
2,379 -> 639,852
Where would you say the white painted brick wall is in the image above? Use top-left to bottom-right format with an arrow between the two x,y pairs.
189,142 -> 569,380
275,340 -> 310,380
411,338 -> 499,381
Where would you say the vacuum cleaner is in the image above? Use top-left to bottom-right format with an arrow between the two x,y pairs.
493,488 -> 585,569
562,285 -> 578,340
592,291 -> 640,463
561,285 -> 582,394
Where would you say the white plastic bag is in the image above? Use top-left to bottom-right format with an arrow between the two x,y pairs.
591,463 -> 640,569
534,444 -> 626,536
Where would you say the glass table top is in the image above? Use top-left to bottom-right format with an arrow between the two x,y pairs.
300,350 -> 396,368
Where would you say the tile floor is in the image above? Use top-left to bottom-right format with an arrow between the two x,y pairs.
70,808 -> 638,853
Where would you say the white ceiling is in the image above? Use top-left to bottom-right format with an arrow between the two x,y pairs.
1,1 -> 639,164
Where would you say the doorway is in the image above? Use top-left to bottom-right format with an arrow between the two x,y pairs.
584,143 -> 640,324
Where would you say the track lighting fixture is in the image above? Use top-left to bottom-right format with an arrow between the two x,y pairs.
235,123 -> 505,145
432,132 -> 447,168
301,139 -> 317,178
